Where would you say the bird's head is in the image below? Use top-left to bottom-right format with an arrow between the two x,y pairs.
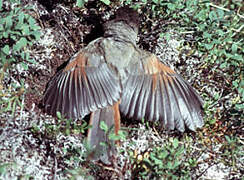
114,6 -> 139,34
103,6 -> 140,42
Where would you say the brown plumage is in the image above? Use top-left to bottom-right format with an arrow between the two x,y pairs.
42,7 -> 204,164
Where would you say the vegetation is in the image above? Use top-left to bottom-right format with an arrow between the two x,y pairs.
0,0 -> 40,116
0,0 -> 243,179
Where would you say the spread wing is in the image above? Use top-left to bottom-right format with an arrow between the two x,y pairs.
43,46 -> 122,119
120,51 -> 204,132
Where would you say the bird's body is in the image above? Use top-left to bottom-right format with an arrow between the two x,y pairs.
43,7 -> 204,163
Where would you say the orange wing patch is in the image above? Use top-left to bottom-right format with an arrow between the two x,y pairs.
64,53 -> 89,70
143,56 -> 176,91
143,56 -> 175,74
152,74 -> 158,91
64,52 -> 89,82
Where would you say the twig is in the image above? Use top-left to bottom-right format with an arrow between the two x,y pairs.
237,13 -> 244,19
237,6 -> 244,19
32,8 -> 44,29
233,24 -> 244,33
20,93 -> 25,120
209,3 -> 230,12
152,126 -> 163,141
96,161 -> 124,179
209,2 -> 244,20
232,24 -> 244,37
180,31 -> 195,34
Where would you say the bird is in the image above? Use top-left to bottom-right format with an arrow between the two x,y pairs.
42,6 -> 204,164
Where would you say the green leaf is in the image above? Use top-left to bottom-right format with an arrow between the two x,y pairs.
0,0 -> 2,10
11,31 -> 22,36
231,43 -> 238,53
28,16 -> 36,27
18,12 -> 25,24
13,7 -> 21,14
0,163 -> 11,175
5,16 -> 13,29
220,62 -> 227,68
3,31 -> 9,38
235,103 -> 244,110
0,24 -> 3,32
173,138 -> 179,148
100,0 -> 110,5
212,39 -> 221,45
205,43 -> 213,50
196,9 -> 207,21
22,25 -> 30,35
10,34 -> 17,40
214,92 -> 220,100
13,37 -> 27,51
20,51 -> 25,59
99,141 -> 107,147
100,121 -> 108,132
21,62 -> 28,70
172,160 -> 180,168
159,150 -> 168,159
2,45 -> 10,55
167,3 -> 176,10
0,17 -> 4,25
167,161 -> 173,169
26,58 -> 37,64
56,111 -> 62,119
160,32 -> 171,41
25,52 -> 30,61
0,53 -> 7,64
150,153 -> 162,165
217,9 -> 224,19
109,133 -> 121,141
225,135 -> 231,143
209,117 -> 216,125
232,54 -> 242,61
185,0 -> 191,8
31,31 -> 41,40
175,146 -> 184,157
216,29 -> 224,36
209,11 -> 217,21
224,37 -> 233,43
203,31 -> 212,38
109,130 -> 126,141
232,80 -> 239,88
76,0 -> 86,7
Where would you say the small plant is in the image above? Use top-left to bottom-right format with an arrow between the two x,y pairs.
131,137 -> 193,179
0,162 -> 16,176
0,79 -> 25,116
220,135 -> 243,168
0,0 -> 41,115
40,112 -> 90,138
100,120 -> 127,142
75,0 -> 110,7
85,120 -> 127,159
65,167 -> 94,180
0,0 -> 41,71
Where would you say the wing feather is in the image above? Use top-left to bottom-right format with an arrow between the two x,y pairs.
162,75 -> 175,129
120,52 -> 203,131
43,50 -> 122,119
